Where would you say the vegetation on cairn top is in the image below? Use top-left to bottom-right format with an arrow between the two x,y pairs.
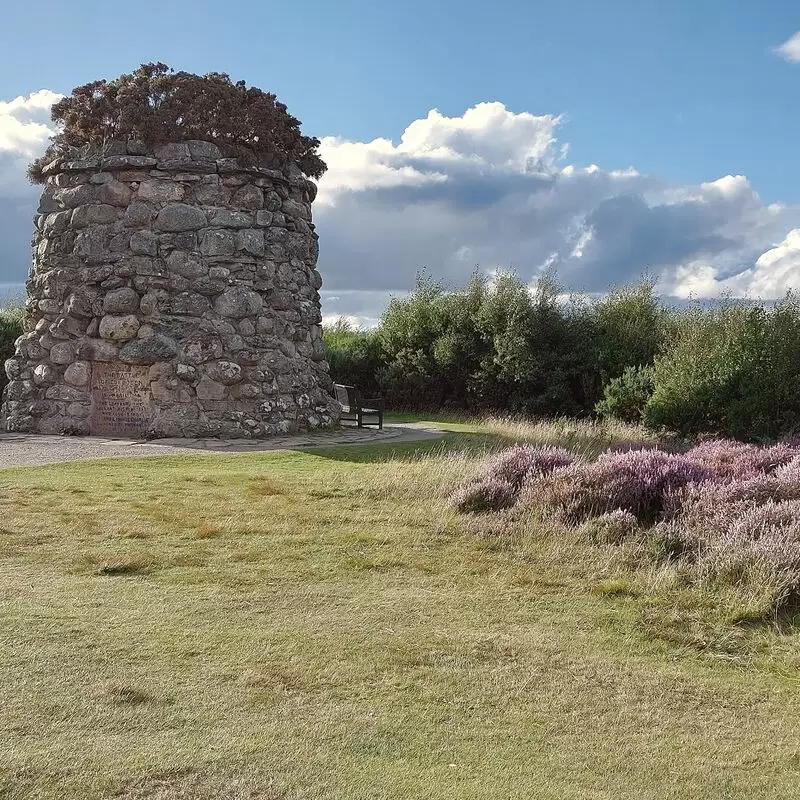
27,62 -> 327,183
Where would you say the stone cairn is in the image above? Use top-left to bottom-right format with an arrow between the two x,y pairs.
2,140 -> 341,438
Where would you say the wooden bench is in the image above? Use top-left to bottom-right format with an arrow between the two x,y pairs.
333,383 -> 384,429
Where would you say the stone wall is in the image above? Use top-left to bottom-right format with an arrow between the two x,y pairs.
2,140 -> 340,438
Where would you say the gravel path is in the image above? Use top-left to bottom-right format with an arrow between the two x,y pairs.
0,424 -> 443,469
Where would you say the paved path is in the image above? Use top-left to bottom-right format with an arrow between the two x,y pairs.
0,423 -> 443,468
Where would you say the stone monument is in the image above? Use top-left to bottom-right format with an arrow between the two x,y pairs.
2,138 -> 340,438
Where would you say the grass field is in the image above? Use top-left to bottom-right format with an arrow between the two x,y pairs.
1,419 -> 799,799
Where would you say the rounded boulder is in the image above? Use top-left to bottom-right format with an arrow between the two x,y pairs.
99,314 -> 140,342
103,287 -> 140,314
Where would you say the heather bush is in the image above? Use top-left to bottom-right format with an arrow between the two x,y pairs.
644,452 -> 800,607
447,445 -> 576,515
776,455 -> 800,481
448,478 -> 517,514
524,449 -> 715,525
684,439 -> 800,480
605,439 -> 660,454
480,445 -> 577,489
666,472 -> 800,528
698,501 -> 800,604
447,434 -> 800,610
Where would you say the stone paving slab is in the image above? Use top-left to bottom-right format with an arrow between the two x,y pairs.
0,424 -> 443,469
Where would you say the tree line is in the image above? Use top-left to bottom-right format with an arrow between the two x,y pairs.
324,271 -> 800,441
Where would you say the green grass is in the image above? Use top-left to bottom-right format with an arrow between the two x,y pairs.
1,424 -> 799,799
385,410 -> 486,433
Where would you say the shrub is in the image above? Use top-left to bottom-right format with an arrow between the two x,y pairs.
591,281 -> 665,382
375,270 -> 607,415
474,271 -> 591,416
315,269 -> 800,442
684,440 -> 800,480
28,63 -> 326,182
595,365 -> 654,423
479,445 -> 577,489
524,449 -> 715,525
378,275 -> 453,408
448,478 -> 517,514
645,294 -> 800,440
323,319 -> 384,398
0,305 -> 24,397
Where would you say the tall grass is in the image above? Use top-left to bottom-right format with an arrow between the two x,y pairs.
482,414 -> 658,459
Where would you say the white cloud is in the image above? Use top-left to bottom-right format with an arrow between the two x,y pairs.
0,89 -> 61,157
314,102 -> 800,304
316,102 -> 562,205
396,103 -> 563,171
775,31 -> 800,63
0,89 -> 61,202
0,90 -> 61,275
2,92 -> 800,317
315,137 -> 448,201
665,230 -> 800,300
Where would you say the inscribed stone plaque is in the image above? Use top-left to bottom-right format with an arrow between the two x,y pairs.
89,363 -> 153,436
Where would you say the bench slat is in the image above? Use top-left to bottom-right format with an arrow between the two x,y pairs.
332,383 -> 384,430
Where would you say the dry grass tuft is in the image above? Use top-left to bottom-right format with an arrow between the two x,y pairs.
242,665 -> 304,692
247,477 -> 284,498
592,578 -> 637,598
98,556 -> 154,576
194,522 -> 223,539
92,681 -> 152,706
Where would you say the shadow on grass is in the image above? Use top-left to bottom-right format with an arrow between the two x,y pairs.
733,595 -> 800,633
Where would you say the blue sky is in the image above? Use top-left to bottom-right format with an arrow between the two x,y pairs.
4,0 -> 799,201
2,0 -> 800,322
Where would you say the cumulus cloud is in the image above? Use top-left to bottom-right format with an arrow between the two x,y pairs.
0,89 -> 60,158
1,93 -> 800,318
314,102 -> 800,302
664,229 -> 800,300
775,31 -> 800,63
0,89 -> 61,281
317,103 -> 563,203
